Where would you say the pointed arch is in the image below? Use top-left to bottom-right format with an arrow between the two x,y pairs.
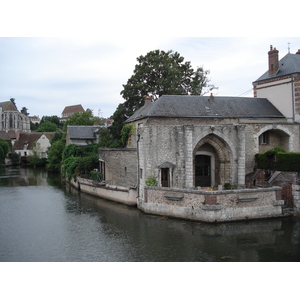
193,133 -> 236,187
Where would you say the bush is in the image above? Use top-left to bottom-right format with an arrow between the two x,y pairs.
255,147 -> 300,172
145,176 -> 157,186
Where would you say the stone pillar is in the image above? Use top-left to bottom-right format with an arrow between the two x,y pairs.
237,125 -> 246,187
292,184 -> 300,213
185,125 -> 194,188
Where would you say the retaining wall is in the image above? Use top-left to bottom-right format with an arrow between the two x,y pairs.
139,186 -> 284,223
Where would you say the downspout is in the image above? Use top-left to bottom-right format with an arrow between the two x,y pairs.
137,133 -> 140,201
291,76 -> 295,122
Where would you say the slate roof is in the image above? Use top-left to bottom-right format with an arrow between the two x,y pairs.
67,125 -> 102,140
125,95 -> 285,123
254,53 -> 300,83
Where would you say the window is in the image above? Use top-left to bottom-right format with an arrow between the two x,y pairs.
260,132 -> 268,145
99,160 -> 105,181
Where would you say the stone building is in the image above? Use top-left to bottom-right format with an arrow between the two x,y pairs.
124,95 -> 299,191
0,100 -> 30,133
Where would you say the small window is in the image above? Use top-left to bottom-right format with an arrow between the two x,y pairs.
260,132 -> 268,145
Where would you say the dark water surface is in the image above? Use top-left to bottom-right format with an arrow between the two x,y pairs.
1,167 -> 300,262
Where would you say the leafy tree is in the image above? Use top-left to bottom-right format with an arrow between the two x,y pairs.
36,121 -> 58,132
10,98 -> 16,108
0,139 -> 9,158
63,110 -> 97,129
41,115 -> 62,127
47,139 -> 66,172
120,49 -> 217,114
107,103 -> 128,145
21,107 -> 29,116
0,146 -> 4,164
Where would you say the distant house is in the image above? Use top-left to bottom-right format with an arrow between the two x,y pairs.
253,46 -> 300,123
61,104 -> 85,121
12,132 -> 54,159
66,125 -> 102,147
29,115 -> 40,124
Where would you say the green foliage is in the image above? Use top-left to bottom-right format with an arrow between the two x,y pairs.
120,49 -> 217,114
0,139 -> 10,163
62,153 -> 99,181
121,124 -> 135,147
36,121 -> 58,132
8,152 -> 20,165
27,155 -> 46,167
145,176 -> 157,186
62,144 -> 81,161
47,139 -> 66,172
63,110 -> 98,129
224,183 -> 237,190
0,146 -> 4,163
90,170 -> 102,182
256,147 -> 300,172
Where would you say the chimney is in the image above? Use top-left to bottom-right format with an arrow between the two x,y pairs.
296,49 -> 300,55
144,95 -> 152,107
268,45 -> 279,76
208,93 -> 214,103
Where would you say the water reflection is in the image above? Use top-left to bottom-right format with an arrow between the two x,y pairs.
0,167 -> 300,262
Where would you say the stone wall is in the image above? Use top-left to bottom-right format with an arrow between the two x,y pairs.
136,118 -> 299,191
139,186 -> 284,223
98,148 -> 137,188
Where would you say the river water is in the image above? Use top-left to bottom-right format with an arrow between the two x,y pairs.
1,167 -> 300,262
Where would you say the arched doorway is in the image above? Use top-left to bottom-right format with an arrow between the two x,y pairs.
195,154 -> 211,187
193,134 -> 233,188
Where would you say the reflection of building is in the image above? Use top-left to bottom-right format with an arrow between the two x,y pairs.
61,104 -> 85,122
0,100 -> 31,134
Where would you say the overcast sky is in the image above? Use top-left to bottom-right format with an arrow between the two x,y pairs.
1,2 -> 299,120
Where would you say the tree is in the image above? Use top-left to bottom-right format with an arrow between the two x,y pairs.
0,139 -> 9,162
10,98 -> 16,109
21,107 -> 29,116
47,139 -> 66,172
63,110 -> 98,129
36,121 -> 58,132
120,49 -> 217,114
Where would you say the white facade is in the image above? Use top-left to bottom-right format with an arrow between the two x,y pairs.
255,77 -> 298,123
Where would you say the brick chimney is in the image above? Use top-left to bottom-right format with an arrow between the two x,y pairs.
268,45 -> 279,76
296,49 -> 300,55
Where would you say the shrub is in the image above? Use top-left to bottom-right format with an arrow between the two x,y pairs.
145,176 -> 157,186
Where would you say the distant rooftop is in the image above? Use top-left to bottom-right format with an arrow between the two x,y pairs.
62,104 -> 85,116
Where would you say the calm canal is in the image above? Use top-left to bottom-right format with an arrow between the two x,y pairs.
0,167 -> 300,262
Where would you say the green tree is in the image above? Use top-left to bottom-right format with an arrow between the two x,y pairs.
41,115 -> 62,127
63,110 -> 97,129
21,107 -> 29,116
120,49 -> 217,114
36,121 -> 58,132
0,139 -> 9,159
47,139 -> 66,172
